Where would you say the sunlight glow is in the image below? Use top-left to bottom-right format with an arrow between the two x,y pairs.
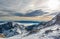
47,0 -> 59,10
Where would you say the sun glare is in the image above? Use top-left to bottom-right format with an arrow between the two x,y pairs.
47,0 -> 60,10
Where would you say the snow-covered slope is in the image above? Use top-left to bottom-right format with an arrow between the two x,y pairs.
21,24 -> 60,39
1,13 -> 60,39
21,13 -> 60,39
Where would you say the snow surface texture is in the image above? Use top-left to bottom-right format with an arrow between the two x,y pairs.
0,13 -> 60,39
1,24 -> 60,39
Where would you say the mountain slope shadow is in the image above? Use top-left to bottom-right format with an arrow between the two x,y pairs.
55,13 -> 60,24
23,13 -> 60,37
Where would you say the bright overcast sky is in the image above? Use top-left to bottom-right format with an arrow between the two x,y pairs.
0,0 -> 60,15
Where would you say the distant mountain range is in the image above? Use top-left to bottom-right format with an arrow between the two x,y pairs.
25,10 -> 47,17
0,9 -> 47,17
0,13 -> 60,37
13,10 -> 47,16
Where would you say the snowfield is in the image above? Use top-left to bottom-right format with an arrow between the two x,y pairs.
21,24 -> 60,39
1,24 -> 60,39
0,13 -> 60,39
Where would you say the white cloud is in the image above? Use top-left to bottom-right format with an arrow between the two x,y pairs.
0,0 -> 60,15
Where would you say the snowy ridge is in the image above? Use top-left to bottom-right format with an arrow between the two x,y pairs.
21,13 -> 60,39
0,13 -> 60,39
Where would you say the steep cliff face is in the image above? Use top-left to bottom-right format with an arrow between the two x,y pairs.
47,13 -> 60,25
55,13 -> 60,24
